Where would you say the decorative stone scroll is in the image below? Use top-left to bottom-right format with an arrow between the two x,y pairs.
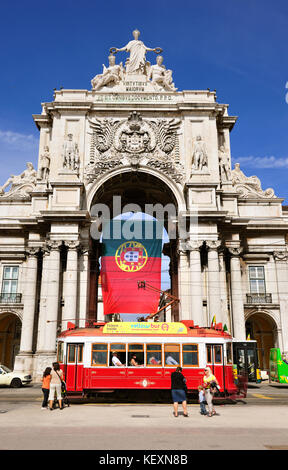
231,163 -> 275,198
85,111 -> 184,184
0,162 -> 37,200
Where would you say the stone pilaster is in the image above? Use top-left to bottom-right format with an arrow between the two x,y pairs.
206,240 -> 222,325
187,240 -> 204,326
228,246 -> 246,341
79,246 -> 90,327
218,249 -> 229,328
62,241 -> 80,331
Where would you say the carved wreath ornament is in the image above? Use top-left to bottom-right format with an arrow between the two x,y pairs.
85,112 -> 184,184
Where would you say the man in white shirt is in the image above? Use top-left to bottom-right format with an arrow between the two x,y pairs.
112,352 -> 124,367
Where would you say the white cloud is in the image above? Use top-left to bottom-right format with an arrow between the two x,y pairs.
0,130 -> 38,150
232,155 -> 288,169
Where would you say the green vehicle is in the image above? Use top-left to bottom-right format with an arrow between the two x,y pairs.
269,348 -> 288,384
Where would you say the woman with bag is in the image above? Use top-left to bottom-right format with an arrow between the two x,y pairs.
48,362 -> 64,411
203,367 -> 219,417
171,366 -> 188,417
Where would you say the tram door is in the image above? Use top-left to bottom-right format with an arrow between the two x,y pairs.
233,341 -> 258,382
65,343 -> 84,392
206,344 -> 224,390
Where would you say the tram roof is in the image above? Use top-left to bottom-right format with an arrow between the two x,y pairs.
58,321 -> 232,339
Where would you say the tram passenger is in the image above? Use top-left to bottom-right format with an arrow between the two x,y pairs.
111,351 -> 124,367
149,356 -> 160,365
129,354 -> 139,367
166,353 -> 179,365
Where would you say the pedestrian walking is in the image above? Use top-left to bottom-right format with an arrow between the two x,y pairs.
48,362 -> 64,411
203,367 -> 219,417
171,366 -> 188,417
41,367 -> 51,410
198,385 -> 207,415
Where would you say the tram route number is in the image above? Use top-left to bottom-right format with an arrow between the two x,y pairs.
99,454 -> 189,467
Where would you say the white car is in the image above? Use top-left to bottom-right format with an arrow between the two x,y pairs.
0,365 -> 32,388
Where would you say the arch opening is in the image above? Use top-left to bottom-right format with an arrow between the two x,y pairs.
246,312 -> 278,370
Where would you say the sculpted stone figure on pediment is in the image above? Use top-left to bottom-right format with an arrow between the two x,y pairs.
0,162 -> 37,200
90,30 -> 177,93
231,163 -> 275,198
38,145 -> 50,181
91,54 -> 125,91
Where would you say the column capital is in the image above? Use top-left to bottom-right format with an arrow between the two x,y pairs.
65,240 -> 80,251
274,250 -> 288,262
177,239 -> 190,254
25,247 -> 40,257
206,240 -> 222,251
227,246 -> 243,257
187,240 -> 203,252
47,240 -> 62,251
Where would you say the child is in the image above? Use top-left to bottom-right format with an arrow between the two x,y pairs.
41,367 -> 52,410
198,385 -> 207,415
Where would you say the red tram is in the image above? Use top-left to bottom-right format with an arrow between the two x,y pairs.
57,320 -> 243,398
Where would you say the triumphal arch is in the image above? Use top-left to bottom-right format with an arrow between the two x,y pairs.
0,30 -> 288,378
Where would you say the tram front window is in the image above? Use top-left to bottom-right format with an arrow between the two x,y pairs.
165,344 -> 180,366
237,349 -> 245,375
128,344 -> 144,366
110,344 -> 126,366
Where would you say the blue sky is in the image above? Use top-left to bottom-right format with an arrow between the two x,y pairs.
0,0 -> 287,202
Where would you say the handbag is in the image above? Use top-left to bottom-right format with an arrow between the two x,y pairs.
55,370 -> 66,393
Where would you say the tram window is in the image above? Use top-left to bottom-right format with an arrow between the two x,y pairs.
214,345 -> 222,364
68,344 -> 77,363
226,343 -> 233,364
78,345 -> 83,363
164,344 -> 180,366
206,345 -> 212,364
92,343 -> 108,366
128,344 -> 144,366
146,344 -> 162,366
57,342 -> 64,363
110,344 -> 126,366
237,349 -> 245,374
182,344 -> 198,366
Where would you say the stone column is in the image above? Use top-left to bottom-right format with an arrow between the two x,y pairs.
187,240 -> 204,326
178,241 -> 191,320
274,250 -> 288,353
79,246 -> 90,328
36,246 -> 50,353
42,241 -> 62,354
206,240 -> 222,326
19,248 -> 39,354
228,246 -> 246,341
14,248 -> 39,373
219,250 -> 229,328
62,241 -> 79,331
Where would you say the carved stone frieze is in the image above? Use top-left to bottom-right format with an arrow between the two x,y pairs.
85,111 -> 183,184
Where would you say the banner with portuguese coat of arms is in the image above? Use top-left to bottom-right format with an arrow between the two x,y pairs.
100,219 -> 162,315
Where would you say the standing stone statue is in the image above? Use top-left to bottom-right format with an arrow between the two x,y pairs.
111,29 -> 162,75
148,55 -> 177,91
218,145 -> 231,181
38,145 -> 50,180
0,162 -> 37,195
91,54 -> 124,90
62,134 -> 79,172
191,135 -> 208,172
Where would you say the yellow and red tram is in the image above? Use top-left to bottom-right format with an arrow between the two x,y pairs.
57,320 -> 242,398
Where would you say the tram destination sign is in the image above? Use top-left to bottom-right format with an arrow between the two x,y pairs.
103,322 -> 188,335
